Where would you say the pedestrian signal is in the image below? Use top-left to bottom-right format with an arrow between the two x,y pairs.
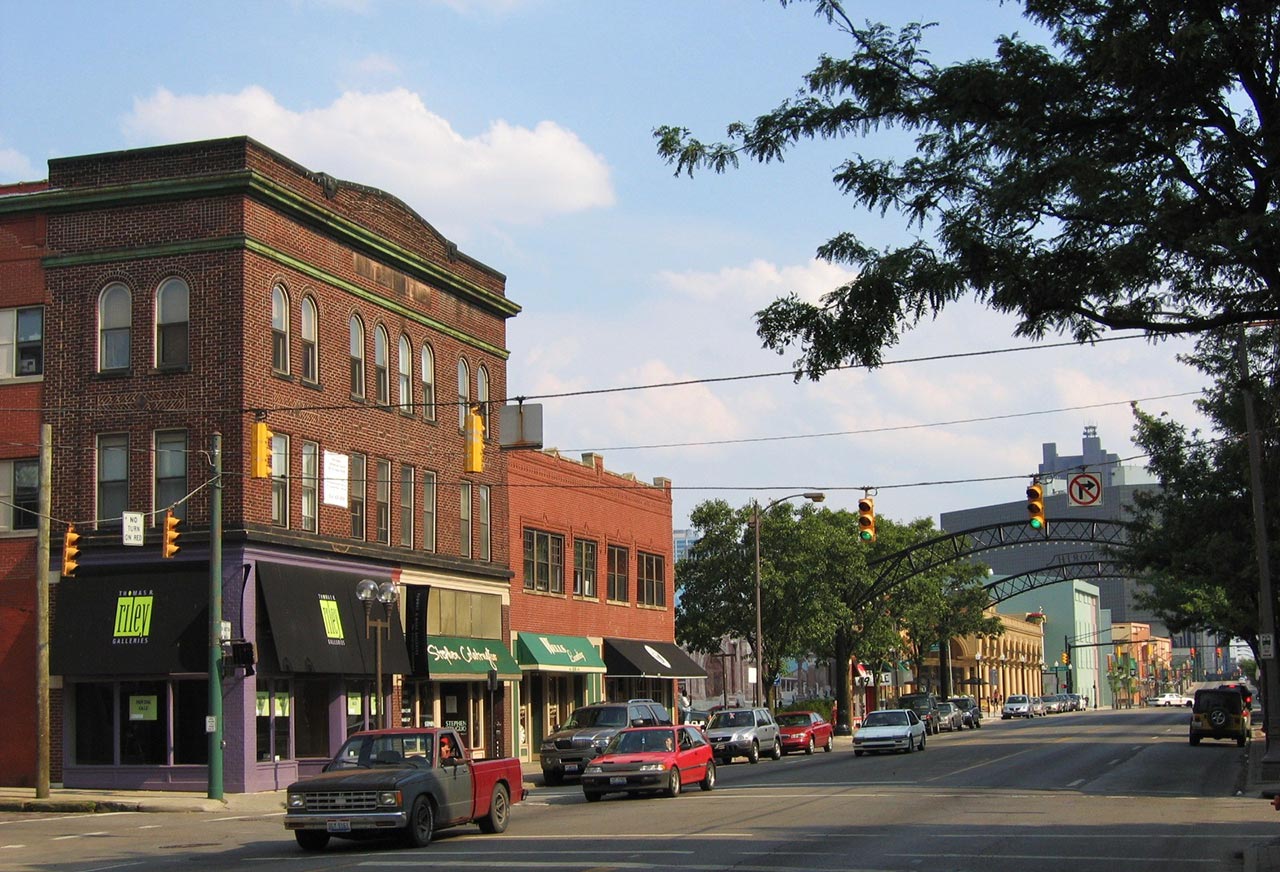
857,497 -> 875,542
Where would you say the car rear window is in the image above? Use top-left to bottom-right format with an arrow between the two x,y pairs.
1194,691 -> 1243,713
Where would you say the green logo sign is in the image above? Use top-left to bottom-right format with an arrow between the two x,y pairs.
113,592 -> 153,642
319,594 -> 345,646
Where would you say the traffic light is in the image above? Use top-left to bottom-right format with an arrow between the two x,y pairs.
464,406 -> 485,473
1026,482 -> 1046,531
251,420 -> 273,478
857,496 -> 876,542
62,524 -> 80,577
162,509 -> 181,558
1061,651 -> 1070,665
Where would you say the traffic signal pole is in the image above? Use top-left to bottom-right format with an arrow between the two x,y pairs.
36,424 -> 51,798
207,432 -> 223,800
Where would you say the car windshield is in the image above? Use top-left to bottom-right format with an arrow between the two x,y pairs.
863,711 -> 908,727
938,703 -> 955,713
328,733 -> 433,769
775,713 -> 813,727
1008,695 -> 1029,704
606,730 -> 674,754
708,711 -> 754,729
562,706 -> 627,729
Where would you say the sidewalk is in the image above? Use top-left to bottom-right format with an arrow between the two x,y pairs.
1243,727 -> 1280,872
0,760 -> 545,816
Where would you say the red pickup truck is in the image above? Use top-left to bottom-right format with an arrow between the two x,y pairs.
284,727 -> 526,851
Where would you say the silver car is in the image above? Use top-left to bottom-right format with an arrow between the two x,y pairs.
704,707 -> 782,764
853,708 -> 926,755
935,701 -> 964,732
1002,694 -> 1033,719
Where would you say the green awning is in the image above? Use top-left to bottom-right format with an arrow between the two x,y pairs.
516,632 -> 607,673
420,636 -> 522,680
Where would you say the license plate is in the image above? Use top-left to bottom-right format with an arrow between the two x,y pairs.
564,763 -> 579,773
326,820 -> 352,833
609,776 -> 627,785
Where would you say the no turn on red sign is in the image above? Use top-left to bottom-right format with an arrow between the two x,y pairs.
1068,472 -> 1102,507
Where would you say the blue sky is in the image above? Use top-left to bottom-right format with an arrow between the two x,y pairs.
1,1 -> 1212,528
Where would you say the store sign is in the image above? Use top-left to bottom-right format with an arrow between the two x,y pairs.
539,636 -> 588,663
429,641 -> 501,669
318,594 -> 346,646
129,695 -> 158,721
113,591 -> 154,644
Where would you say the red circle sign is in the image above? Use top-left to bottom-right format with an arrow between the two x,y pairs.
1068,473 -> 1102,506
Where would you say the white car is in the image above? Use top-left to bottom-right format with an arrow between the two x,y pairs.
1002,694 -> 1033,719
1152,693 -> 1193,707
853,709 -> 926,755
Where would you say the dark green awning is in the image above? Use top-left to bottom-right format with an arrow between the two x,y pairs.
515,632 -> 606,673
421,635 -> 522,680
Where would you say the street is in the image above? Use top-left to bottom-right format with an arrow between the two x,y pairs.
2,708 -> 1276,872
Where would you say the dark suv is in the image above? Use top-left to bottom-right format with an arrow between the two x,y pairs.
947,695 -> 983,729
1190,687 -> 1250,747
899,692 -> 941,735
539,699 -> 671,784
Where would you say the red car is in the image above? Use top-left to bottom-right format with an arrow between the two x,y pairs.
776,711 -> 835,755
580,725 -> 716,801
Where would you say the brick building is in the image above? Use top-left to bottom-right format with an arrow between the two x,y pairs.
506,449 -> 703,763
0,137 -> 520,792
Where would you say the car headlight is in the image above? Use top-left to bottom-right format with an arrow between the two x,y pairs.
638,763 -> 668,772
287,793 -> 306,809
584,765 -> 603,774
853,737 -> 863,745
377,791 -> 402,807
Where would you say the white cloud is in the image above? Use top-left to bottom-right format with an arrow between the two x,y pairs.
0,145 -> 37,182
656,258 -> 855,305
120,86 -> 614,238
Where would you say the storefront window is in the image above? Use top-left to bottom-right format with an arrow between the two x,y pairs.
173,679 -> 209,765
256,678 -> 292,761
75,683 -> 114,765
119,680 -> 167,765
295,678 -> 330,758
347,685 -> 371,735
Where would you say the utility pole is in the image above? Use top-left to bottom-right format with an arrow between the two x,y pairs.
35,424 -> 51,798
207,432 -> 223,800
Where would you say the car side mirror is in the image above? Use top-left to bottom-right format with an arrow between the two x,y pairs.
632,718 -> 646,727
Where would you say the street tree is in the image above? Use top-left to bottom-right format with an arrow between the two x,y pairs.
656,1 -> 1280,376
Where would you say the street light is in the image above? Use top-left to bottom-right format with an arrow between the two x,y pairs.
753,491 -> 825,706
356,578 -> 400,729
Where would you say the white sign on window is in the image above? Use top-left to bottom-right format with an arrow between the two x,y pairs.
323,451 -> 349,507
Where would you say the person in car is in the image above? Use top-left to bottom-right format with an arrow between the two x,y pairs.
439,734 -> 462,761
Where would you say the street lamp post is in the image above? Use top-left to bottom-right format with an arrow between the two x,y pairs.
753,491 -> 824,707
357,578 -> 400,730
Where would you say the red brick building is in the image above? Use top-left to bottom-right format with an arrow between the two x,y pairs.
0,138 -> 520,792
506,449 -> 702,763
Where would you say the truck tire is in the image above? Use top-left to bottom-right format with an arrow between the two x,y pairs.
404,795 -> 435,848
583,789 -> 603,802
542,769 -> 563,787
295,831 -> 330,852
478,784 -> 510,834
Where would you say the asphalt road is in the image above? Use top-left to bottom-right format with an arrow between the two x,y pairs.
3,708 -> 1276,872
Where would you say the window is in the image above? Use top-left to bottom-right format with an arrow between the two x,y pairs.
300,296 -> 318,383
301,441 -> 318,532
607,545 -> 629,602
256,678 -> 291,762
398,335 -> 412,413
574,539 -> 598,598
349,453 -> 366,539
422,471 -> 436,552
477,366 -> 490,437
420,345 -> 435,421
0,459 -> 38,531
154,431 -> 187,522
155,278 -> 189,368
638,552 -> 666,607
97,434 -> 128,528
0,305 -> 43,378
98,284 -> 131,372
349,315 -> 365,398
399,465 -> 414,547
457,358 -> 470,432
271,284 -> 289,374
523,529 -> 564,593
375,459 -> 391,544
374,326 -> 389,405
459,482 -> 472,558
271,433 -> 289,527
477,484 -> 491,561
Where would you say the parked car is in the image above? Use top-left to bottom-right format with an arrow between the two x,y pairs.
1190,687 -> 1250,747
580,725 -> 716,801
948,695 -> 983,729
679,707 -> 710,728
284,727 -> 524,851
935,701 -> 964,732
705,707 -> 782,763
1042,694 -> 1066,713
775,710 -> 834,755
1066,693 -> 1084,711
898,692 -> 942,735
852,709 -> 926,755
1002,694 -> 1033,719
539,699 -> 671,785
1150,693 -> 1193,707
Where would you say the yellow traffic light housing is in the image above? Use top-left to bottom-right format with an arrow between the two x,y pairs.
62,524 -> 81,577
857,496 -> 876,542
162,509 -> 181,558
1061,650 -> 1070,665
1026,482 -> 1046,531
251,420 -> 273,479
464,406 -> 485,473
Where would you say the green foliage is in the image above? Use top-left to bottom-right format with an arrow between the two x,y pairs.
656,1 -> 1280,376
777,697 -> 834,722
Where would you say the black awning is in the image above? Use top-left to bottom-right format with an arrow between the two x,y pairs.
257,563 -> 412,676
51,572 -> 209,676
603,638 -> 707,679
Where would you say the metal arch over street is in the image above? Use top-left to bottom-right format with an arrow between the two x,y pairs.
985,558 -> 1129,603
856,519 -> 1134,608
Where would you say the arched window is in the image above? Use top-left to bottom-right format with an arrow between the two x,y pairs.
98,283 -> 131,372
420,344 -> 436,422
374,325 -> 389,405
155,277 -> 190,368
271,284 -> 289,374
349,314 -> 365,398
477,365 -> 490,438
398,334 -> 412,413
300,296 -> 318,383
457,358 -> 470,432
